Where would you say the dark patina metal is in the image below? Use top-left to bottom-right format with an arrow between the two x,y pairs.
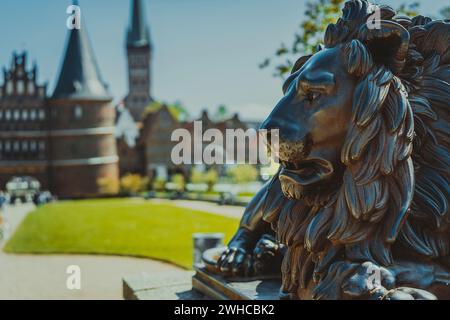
213,0 -> 450,300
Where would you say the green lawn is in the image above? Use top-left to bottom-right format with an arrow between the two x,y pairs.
4,198 -> 239,269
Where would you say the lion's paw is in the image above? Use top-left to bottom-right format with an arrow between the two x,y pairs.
252,234 -> 283,275
342,262 -> 395,298
341,262 -> 437,300
381,287 -> 437,300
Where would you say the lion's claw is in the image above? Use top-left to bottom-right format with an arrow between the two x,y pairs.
216,234 -> 283,278
217,247 -> 252,277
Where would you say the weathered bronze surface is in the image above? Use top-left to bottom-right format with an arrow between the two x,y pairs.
214,0 -> 450,300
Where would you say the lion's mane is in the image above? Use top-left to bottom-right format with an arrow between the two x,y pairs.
261,0 -> 449,299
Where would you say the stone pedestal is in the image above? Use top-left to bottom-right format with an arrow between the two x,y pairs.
123,271 -> 206,300
122,268 -> 281,300
192,267 -> 281,300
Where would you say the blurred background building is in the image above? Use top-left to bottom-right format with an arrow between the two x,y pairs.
0,1 -> 119,198
0,0 -> 264,198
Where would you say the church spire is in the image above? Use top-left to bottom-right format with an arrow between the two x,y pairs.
127,0 -> 151,48
52,1 -> 111,100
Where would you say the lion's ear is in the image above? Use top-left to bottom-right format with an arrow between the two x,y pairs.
315,44 -> 324,52
291,55 -> 312,75
358,20 -> 410,74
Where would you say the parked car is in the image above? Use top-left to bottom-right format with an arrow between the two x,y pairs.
32,191 -> 53,206
6,176 -> 41,204
219,192 -> 237,206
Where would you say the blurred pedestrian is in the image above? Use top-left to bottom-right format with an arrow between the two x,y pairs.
0,191 -> 6,212
0,191 -> 7,241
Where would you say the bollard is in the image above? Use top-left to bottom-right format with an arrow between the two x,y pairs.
192,233 -> 224,268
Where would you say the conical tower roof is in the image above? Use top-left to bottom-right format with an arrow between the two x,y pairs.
52,1 -> 111,100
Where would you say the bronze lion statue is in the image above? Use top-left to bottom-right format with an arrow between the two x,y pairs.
215,0 -> 449,300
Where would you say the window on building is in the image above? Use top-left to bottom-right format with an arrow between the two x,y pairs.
0,110 -> 3,121
30,109 -> 37,121
38,141 -> 46,159
13,141 -> 20,152
28,83 -> 34,95
6,81 -> 13,95
38,109 -> 45,121
22,140 -> 29,152
30,140 -> 37,152
16,81 -> 24,95
22,110 -> 28,121
5,110 -> 11,121
5,141 -> 11,152
13,109 -> 20,121
74,105 -> 83,120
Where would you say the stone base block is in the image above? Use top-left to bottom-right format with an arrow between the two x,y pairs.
192,267 -> 281,300
123,271 -> 206,300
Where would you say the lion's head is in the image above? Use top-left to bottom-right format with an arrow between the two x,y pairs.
259,0 -> 449,299
261,45 -> 355,203
261,12 -> 413,210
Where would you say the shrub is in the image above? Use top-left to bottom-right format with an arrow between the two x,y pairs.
97,176 -> 119,195
190,168 -> 218,192
228,165 -> 258,184
204,169 -> 218,192
171,174 -> 186,192
120,174 -> 149,194
152,177 -> 167,192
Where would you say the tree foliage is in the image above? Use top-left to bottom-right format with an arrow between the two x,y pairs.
171,174 -> 186,192
190,168 -> 218,192
97,176 -> 119,195
228,165 -> 258,184
213,105 -> 230,122
120,174 -> 149,194
152,177 -> 167,192
261,0 -> 421,79
143,100 -> 189,122
441,7 -> 450,19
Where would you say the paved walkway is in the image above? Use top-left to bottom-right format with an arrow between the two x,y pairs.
150,199 -> 245,219
0,204 -> 181,300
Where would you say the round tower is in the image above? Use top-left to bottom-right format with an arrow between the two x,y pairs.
49,2 -> 119,198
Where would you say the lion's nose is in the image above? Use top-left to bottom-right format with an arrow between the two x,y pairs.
260,114 -> 309,142
260,91 -> 310,141
259,115 -> 281,132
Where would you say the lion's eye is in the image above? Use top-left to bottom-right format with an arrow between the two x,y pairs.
307,92 -> 321,102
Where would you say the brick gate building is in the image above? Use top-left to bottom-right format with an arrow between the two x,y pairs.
0,53 -> 50,189
0,10 -> 119,198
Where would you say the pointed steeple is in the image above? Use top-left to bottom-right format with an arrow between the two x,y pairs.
52,1 -> 111,100
127,0 -> 151,48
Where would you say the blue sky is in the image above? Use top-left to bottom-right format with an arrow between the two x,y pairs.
0,0 -> 447,120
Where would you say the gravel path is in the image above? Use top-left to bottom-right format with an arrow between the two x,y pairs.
0,204 -> 181,300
